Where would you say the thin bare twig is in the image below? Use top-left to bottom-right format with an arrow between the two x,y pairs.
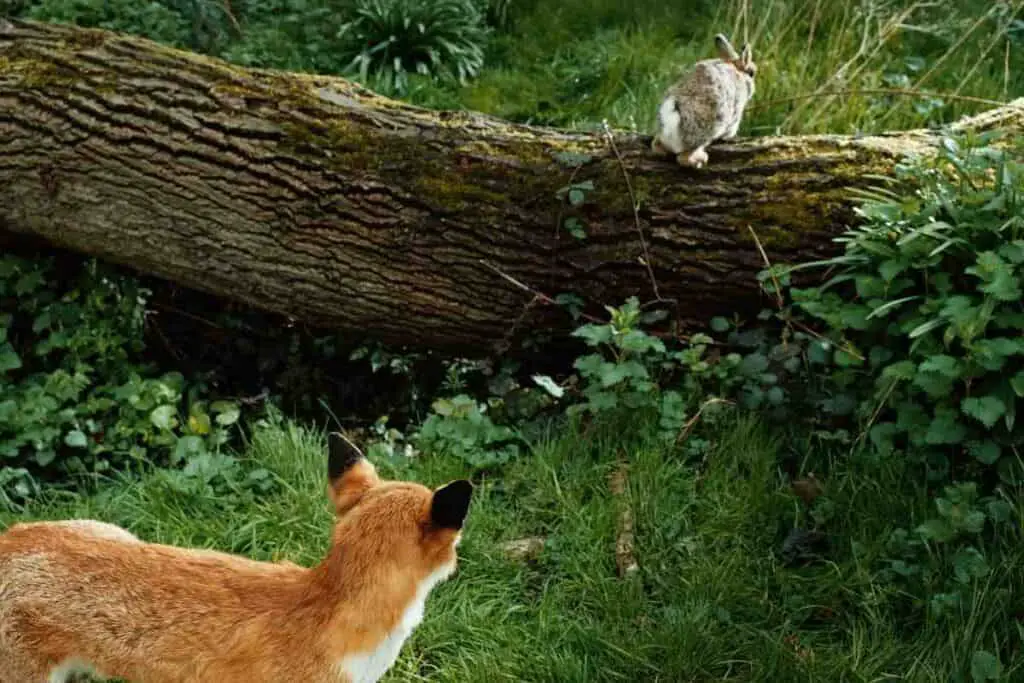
747,225 -> 784,309
746,226 -> 865,362
479,259 -> 605,325
852,377 -> 899,455
602,121 -> 662,303
676,397 -> 733,446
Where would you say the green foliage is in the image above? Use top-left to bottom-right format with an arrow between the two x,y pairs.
337,0 -> 488,93
25,0 -> 191,45
415,394 -> 521,468
786,135 -> 1023,481
0,255 -> 241,504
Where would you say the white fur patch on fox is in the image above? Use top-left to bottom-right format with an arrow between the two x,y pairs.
340,560 -> 457,683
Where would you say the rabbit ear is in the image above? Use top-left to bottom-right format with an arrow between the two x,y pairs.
714,34 -> 739,60
741,43 -> 753,66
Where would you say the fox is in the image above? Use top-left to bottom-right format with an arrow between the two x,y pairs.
0,432 -> 473,683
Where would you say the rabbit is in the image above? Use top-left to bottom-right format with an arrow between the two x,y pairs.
651,34 -> 757,168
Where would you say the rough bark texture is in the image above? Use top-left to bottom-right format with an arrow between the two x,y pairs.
2,20 -> 1023,352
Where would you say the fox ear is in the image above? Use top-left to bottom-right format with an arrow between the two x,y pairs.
328,432 -> 363,481
327,432 -> 379,515
430,480 -> 473,530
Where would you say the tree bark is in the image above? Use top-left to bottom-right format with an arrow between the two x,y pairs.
2,19 -> 1023,353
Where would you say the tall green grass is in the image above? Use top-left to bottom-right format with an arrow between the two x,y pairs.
407,0 -> 1023,135
5,413 -> 1022,681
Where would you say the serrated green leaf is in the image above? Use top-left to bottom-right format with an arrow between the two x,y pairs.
961,396 -> 1006,429
572,324 -> 614,347
925,410 -> 967,445
919,355 -> 960,378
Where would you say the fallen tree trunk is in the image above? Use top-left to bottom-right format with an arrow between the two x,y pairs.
2,20 -> 1022,353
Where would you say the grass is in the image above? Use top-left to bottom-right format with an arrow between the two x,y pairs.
401,0 -> 1024,136
5,412 -> 1023,682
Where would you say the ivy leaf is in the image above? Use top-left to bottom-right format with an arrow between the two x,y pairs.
1010,371 -> 1024,398
967,440 -> 1001,465
916,518 -> 955,542
64,430 -> 89,449
953,547 -> 989,584
710,317 -> 730,333
738,353 -> 769,377
987,500 -> 1013,524
961,396 -> 1006,429
970,650 -> 1001,681
0,343 -> 22,373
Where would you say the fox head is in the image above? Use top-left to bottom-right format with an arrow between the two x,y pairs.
324,432 -> 472,584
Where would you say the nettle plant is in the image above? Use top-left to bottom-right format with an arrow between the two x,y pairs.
785,135 -> 1023,484
0,255 -> 242,505
764,134 -> 1024,614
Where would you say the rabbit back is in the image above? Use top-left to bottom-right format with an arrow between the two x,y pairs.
656,60 -> 754,154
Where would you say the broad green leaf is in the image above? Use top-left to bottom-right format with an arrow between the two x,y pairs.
0,343 -> 21,373
919,355 -> 960,378
925,410 -> 966,445
952,547 -> 989,584
1010,371 -> 1024,398
64,430 -> 88,449
916,518 -> 955,542
967,441 -> 1001,465
214,408 -> 241,427
709,317 -> 730,333
149,405 -> 178,431
572,324 -> 614,347
961,396 -> 1006,429
174,435 -> 204,464
970,650 -> 1001,681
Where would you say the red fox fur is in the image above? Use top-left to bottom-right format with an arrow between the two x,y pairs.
0,433 -> 473,683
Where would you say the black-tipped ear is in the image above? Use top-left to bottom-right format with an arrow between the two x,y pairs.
430,479 -> 473,530
327,432 -> 363,481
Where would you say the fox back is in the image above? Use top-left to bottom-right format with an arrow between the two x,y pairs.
0,433 -> 472,683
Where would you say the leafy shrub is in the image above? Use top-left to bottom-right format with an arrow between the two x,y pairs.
784,134 -> 1023,485
25,0 -> 191,46
0,255 -> 241,504
336,0 -> 488,93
